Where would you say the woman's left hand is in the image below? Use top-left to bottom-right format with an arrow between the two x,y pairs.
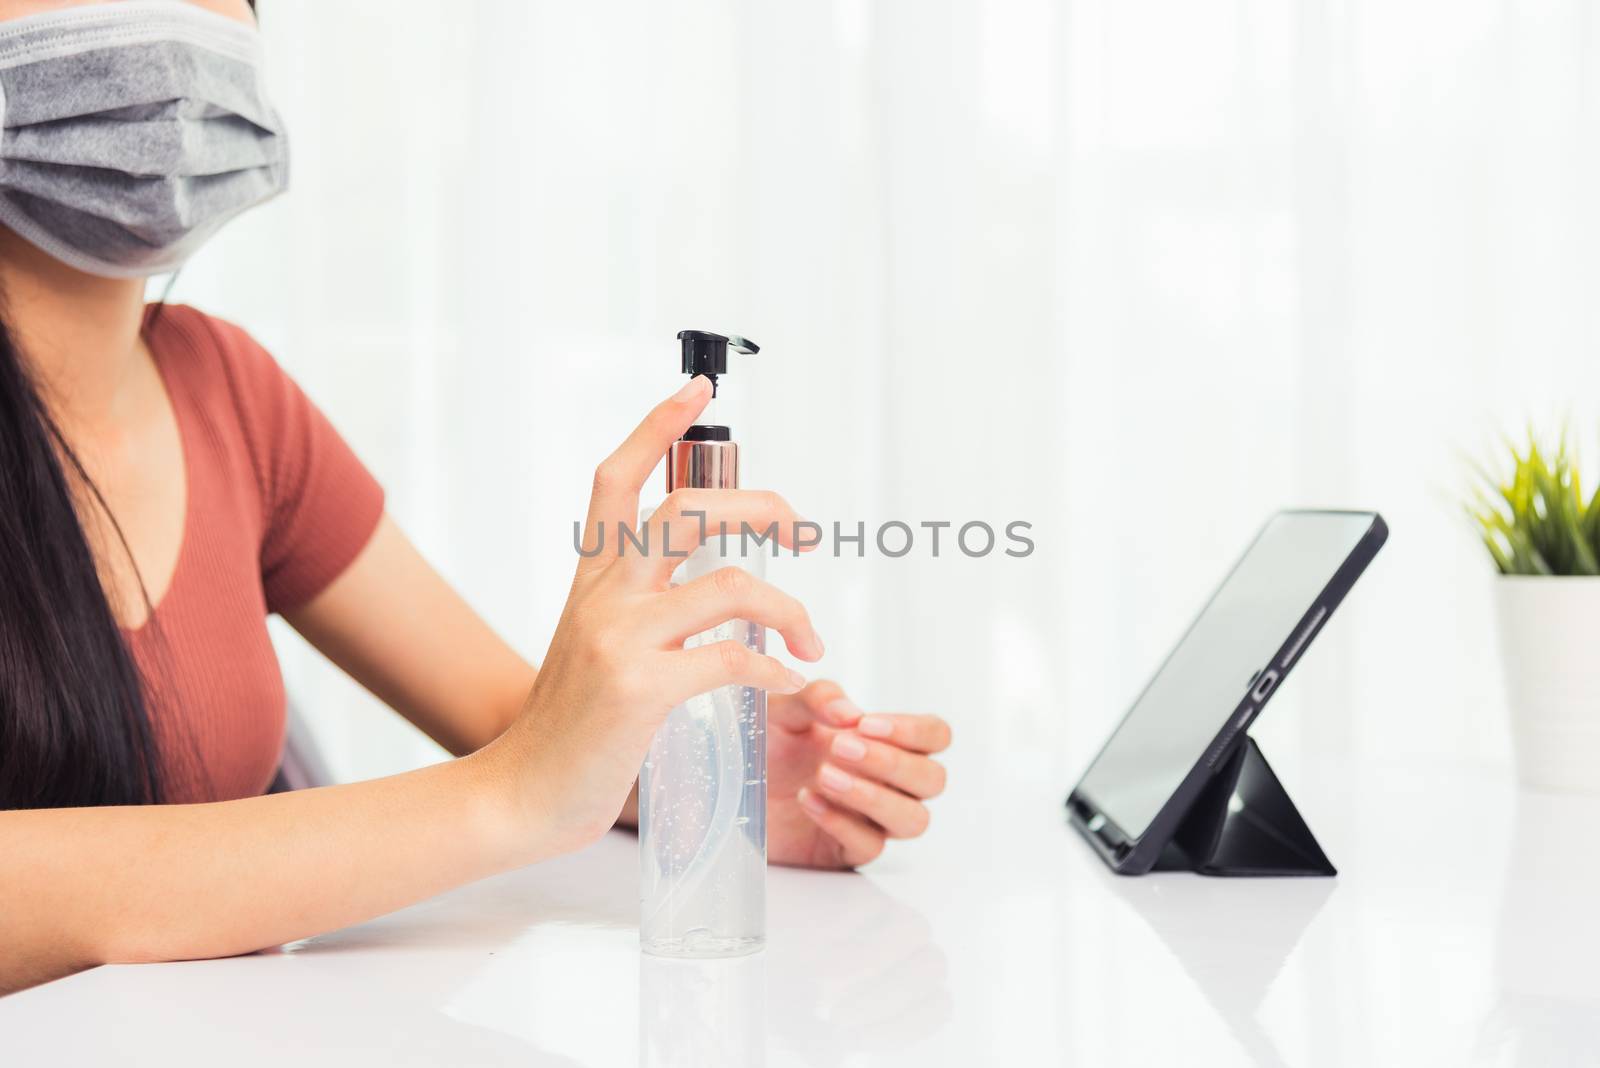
766,680 -> 951,869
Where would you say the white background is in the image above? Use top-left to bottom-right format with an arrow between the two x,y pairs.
170,0 -> 1600,792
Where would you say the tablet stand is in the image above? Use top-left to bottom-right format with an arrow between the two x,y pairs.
1153,736 -> 1336,877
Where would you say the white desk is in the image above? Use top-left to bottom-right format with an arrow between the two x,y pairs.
5,758 -> 1598,1067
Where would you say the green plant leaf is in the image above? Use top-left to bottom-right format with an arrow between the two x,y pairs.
1464,426 -> 1592,576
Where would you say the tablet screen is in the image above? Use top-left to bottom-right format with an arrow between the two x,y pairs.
1076,512 -> 1376,840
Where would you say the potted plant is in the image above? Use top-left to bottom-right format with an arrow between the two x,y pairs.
1469,433 -> 1600,795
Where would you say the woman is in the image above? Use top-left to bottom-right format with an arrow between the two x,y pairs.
0,0 -> 950,994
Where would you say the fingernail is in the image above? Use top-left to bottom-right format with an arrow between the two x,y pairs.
823,698 -> 862,726
797,787 -> 827,815
811,633 -> 825,659
831,733 -> 868,761
818,764 -> 853,792
783,669 -> 807,693
858,714 -> 893,739
673,375 -> 708,402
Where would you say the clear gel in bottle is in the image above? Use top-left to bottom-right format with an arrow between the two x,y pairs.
639,330 -> 767,959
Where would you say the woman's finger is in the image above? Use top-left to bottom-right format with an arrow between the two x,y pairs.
652,567 -> 824,661
812,762 -> 931,839
796,787 -> 886,868
577,376 -> 712,572
629,488 -> 815,584
770,679 -> 863,732
827,732 -> 947,799
668,639 -> 808,699
855,713 -> 952,755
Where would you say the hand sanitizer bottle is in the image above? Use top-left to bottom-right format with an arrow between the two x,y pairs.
639,330 -> 767,958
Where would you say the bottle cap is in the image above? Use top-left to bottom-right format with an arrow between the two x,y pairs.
677,330 -> 759,391
675,329 -> 758,446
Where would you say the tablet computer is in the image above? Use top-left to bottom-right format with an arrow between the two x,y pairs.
1065,509 -> 1387,875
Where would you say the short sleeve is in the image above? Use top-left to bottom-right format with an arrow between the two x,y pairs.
196,312 -> 386,614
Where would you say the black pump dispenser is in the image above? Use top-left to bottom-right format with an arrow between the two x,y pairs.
668,330 -> 756,490
677,329 -> 758,399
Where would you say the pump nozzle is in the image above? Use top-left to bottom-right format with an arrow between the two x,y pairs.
669,328 -> 758,487
677,329 -> 759,397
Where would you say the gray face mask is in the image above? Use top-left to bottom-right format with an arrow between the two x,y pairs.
0,1 -> 288,279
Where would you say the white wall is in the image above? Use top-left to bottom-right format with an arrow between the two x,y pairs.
172,0 -> 1600,789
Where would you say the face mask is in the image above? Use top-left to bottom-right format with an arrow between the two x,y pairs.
0,1 -> 288,278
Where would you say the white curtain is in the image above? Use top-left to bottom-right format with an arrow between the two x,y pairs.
172,0 -> 1600,789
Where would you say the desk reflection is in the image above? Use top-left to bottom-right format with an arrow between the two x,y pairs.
768,870 -> 952,1064
1109,875 -> 1333,1068
640,953 -> 766,1068
638,870 -> 952,1067
1474,791 -> 1600,1066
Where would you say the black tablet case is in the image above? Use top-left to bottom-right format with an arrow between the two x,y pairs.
1152,736 -> 1334,876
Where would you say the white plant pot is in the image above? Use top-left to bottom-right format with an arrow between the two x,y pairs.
1495,576 -> 1600,795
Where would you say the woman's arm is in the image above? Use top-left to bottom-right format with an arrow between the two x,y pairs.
0,377 -> 822,995
0,754 -> 518,995
287,517 -> 642,827
284,515 -> 537,756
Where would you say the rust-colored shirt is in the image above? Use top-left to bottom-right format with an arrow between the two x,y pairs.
124,305 -> 384,803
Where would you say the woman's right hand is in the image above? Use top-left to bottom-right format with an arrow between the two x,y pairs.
475,375 -> 825,860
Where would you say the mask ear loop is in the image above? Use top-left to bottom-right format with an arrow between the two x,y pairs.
145,270 -> 181,327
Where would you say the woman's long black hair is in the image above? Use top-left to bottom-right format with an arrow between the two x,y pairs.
0,0 -> 268,809
0,313 -> 165,808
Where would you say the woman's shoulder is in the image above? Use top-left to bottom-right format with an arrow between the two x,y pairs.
145,304 -> 385,614
145,302 -> 307,434
144,303 -> 285,394
144,302 -> 312,483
